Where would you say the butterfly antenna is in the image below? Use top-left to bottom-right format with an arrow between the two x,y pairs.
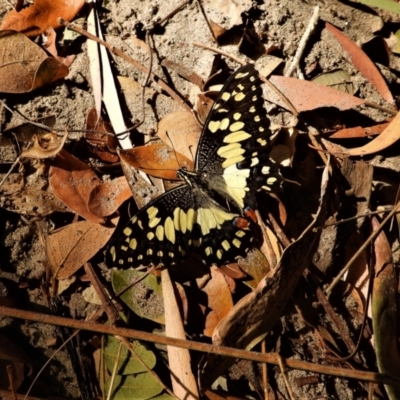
165,130 -> 182,169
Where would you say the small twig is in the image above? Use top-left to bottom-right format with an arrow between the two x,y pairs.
0,100 -> 53,133
0,154 -> 21,188
315,207 -> 397,229
58,18 -> 192,113
284,6 -> 320,78
277,356 -> 295,400
325,199 -> 400,296
192,41 -> 245,65
156,0 -> 190,26
195,0 -> 217,42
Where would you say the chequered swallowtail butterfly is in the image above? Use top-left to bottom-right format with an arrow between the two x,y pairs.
107,64 -> 281,268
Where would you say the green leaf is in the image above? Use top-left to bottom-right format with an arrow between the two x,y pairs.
312,69 -> 354,94
355,0 -> 400,14
105,336 -> 156,375
112,270 -> 165,324
105,373 -> 164,400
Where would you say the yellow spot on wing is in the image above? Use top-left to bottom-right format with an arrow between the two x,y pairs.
217,249 -> 223,259
233,238 -> 241,248
222,240 -> 230,250
147,232 -> 155,240
217,145 -> 245,159
233,112 -> 241,120
235,72 -> 249,79
156,225 -> 164,241
224,130 -> 251,143
123,227 -> 132,236
234,92 -> 246,101
222,154 -> 244,168
221,92 -> 231,101
129,238 -> 137,250
208,120 -> 221,133
165,216 -> 175,244
229,121 -> 245,132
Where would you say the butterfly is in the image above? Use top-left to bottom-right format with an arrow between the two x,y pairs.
107,63 -> 281,268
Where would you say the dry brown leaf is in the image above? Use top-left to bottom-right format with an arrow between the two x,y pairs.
0,161 -> 69,216
0,31 -> 69,93
203,266 -> 234,337
119,143 -> 193,180
47,217 -> 118,279
267,75 -> 365,112
49,149 -> 104,223
87,176 -> 132,218
326,22 -> 395,106
157,111 -> 201,161
21,131 -> 67,159
328,119 -> 392,139
0,0 -> 85,37
340,111 -> 400,156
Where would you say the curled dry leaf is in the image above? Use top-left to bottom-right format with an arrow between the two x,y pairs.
0,0 -> 85,37
119,143 -> 193,181
157,110 -> 202,161
21,131 -> 68,159
328,119 -> 392,139
267,75 -> 365,112
371,217 -> 400,399
46,217 -> 119,279
49,149 -> 104,223
341,111 -> 400,156
87,176 -> 132,218
203,266 -> 234,337
325,22 -> 395,105
0,31 -> 69,93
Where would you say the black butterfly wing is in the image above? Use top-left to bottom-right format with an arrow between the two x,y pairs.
106,184 -> 260,268
196,64 -> 281,210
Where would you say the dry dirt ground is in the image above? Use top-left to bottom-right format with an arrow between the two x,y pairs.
1,0 -> 400,399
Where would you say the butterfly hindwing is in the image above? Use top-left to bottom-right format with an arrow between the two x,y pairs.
107,185 -> 259,267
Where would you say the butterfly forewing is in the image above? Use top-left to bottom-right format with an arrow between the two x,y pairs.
197,64 -> 281,210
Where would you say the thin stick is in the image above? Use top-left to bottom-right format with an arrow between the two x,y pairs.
284,6 -> 320,77
2,305 -> 400,387
192,41 -> 245,65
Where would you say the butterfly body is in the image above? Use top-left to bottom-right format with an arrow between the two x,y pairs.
107,64 -> 281,268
